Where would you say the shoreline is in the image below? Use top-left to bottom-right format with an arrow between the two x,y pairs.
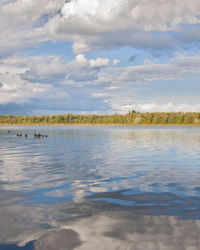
1,113 -> 200,126
1,123 -> 200,126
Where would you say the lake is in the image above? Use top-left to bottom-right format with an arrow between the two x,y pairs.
0,125 -> 200,250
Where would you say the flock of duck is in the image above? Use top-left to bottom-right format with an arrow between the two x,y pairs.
14,132 -> 48,138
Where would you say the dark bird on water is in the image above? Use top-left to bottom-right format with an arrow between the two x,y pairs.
34,133 -> 46,138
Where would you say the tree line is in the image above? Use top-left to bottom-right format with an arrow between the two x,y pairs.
0,112 -> 200,125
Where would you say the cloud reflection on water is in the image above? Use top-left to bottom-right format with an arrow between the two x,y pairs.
0,126 -> 200,249
1,198 -> 200,250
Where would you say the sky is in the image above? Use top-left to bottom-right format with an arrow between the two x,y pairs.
0,0 -> 200,115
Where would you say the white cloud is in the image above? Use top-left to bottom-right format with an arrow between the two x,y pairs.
0,53 -> 200,113
60,0 -> 200,31
0,0 -> 64,57
75,54 -> 110,68
45,0 -> 200,52
111,102 -> 200,113
92,92 -> 110,98
113,59 -> 120,65
72,41 -> 90,54
0,55 -> 68,104
0,54 -> 111,105
1,0 -> 200,56
105,55 -> 200,85
0,73 -> 47,104
75,54 -> 88,65
89,58 -> 110,68
19,54 -> 110,84
105,86 -> 121,91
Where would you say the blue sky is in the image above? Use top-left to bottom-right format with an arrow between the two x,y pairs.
0,0 -> 200,115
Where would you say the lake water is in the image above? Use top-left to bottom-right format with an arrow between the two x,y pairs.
0,125 -> 200,250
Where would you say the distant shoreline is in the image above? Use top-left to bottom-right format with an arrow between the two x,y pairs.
1,112 -> 200,126
1,123 -> 200,126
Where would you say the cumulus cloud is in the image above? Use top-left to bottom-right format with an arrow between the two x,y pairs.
0,76 -> 47,105
21,56 -> 68,83
44,0 -> 200,52
0,0 -> 64,57
89,58 -> 110,68
75,54 -> 110,68
75,54 -> 88,65
0,57 -> 48,104
1,0 -> 200,56
0,54 -> 111,109
60,0 -> 200,31
19,54 -> 110,84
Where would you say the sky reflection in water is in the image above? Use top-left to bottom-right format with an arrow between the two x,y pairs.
0,126 -> 200,250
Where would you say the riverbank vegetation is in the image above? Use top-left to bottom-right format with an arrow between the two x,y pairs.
1,112 -> 200,125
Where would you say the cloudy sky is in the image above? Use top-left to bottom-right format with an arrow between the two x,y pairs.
0,0 -> 200,115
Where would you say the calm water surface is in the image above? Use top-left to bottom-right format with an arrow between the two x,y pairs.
0,126 -> 200,250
